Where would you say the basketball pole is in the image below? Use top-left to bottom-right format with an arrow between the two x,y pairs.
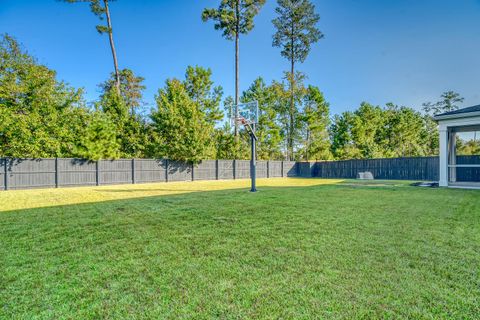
250,129 -> 257,192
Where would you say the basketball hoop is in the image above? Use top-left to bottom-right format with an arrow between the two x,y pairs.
229,101 -> 259,192
230,101 -> 259,129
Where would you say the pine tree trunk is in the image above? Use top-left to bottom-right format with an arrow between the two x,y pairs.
306,126 -> 310,161
288,21 -> 295,161
104,0 -> 120,93
234,1 -> 240,137
289,57 -> 295,161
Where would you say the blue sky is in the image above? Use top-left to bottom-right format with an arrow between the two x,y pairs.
1,0 -> 480,116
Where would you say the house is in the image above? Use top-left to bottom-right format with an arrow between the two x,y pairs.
434,105 -> 480,189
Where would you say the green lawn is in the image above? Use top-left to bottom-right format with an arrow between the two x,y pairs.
1,178 -> 479,319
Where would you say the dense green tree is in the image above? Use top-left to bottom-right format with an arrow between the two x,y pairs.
330,112 -> 360,160
202,0 -> 266,136
183,66 -> 223,124
214,126 -> 248,159
299,85 -> 331,160
241,78 -> 283,159
331,102 -> 440,159
383,103 -> 433,157
97,87 -> 150,158
63,0 -> 121,91
74,111 -> 120,160
99,68 -> 146,115
422,115 -> 439,156
0,34 -> 87,158
349,103 -> 385,159
270,72 -> 307,159
422,91 -> 464,116
151,79 -> 215,163
457,138 -> 480,155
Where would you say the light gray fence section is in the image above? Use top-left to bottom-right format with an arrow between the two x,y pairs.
0,158 -> 300,190
3,156 -> 479,190
7,159 -> 56,190
256,161 -> 268,178
194,160 -> 217,181
218,160 -> 234,180
58,158 -> 96,187
269,161 -> 283,177
99,159 -> 133,185
235,160 -> 251,179
134,159 -> 167,183
0,158 -> 5,190
167,160 -> 192,182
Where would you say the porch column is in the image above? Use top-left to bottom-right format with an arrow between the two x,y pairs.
448,130 -> 457,183
439,127 -> 448,187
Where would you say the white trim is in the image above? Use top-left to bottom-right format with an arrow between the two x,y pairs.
439,128 -> 448,187
438,116 -> 480,129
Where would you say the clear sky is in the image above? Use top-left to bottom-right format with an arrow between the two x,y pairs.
1,0 -> 480,116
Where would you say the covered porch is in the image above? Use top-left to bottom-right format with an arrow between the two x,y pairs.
435,105 -> 480,189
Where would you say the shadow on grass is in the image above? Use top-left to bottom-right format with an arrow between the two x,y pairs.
1,183 -> 339,215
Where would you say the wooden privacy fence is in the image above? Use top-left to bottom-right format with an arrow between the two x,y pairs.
1,156 -> 478,190
311,157 -> 440,181
0,158 -> 298,190
299,155 -> 479,182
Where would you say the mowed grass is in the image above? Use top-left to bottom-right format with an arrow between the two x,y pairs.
0,178 -> 479,319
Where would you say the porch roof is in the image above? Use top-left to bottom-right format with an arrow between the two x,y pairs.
434,105 -> 480,121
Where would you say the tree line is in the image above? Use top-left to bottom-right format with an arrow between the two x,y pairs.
1,0 -> 477,162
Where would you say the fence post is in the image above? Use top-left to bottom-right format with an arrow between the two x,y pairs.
233,159 -> 236,180
216,160 -> 219,180
191,162 -> 195,181
267,161 -> 270,178
96,160 -> 100,186
55,157 -> 59,188
165,159 -> 169,183
281,161 -> 284,177
3,158 -> 7,191
132,158 -> 136,184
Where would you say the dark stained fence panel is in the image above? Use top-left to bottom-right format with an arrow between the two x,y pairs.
283,161 -> 298,177
314,157 -> 439,181
135,159 -> 167,183
298,162 -> 314,177
456,155 -> 480,182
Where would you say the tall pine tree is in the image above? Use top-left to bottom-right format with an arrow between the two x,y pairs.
272,0 -> 323,159
202,0 -> 266,136
151,79 -> 215,163
300,85 -> 331,160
